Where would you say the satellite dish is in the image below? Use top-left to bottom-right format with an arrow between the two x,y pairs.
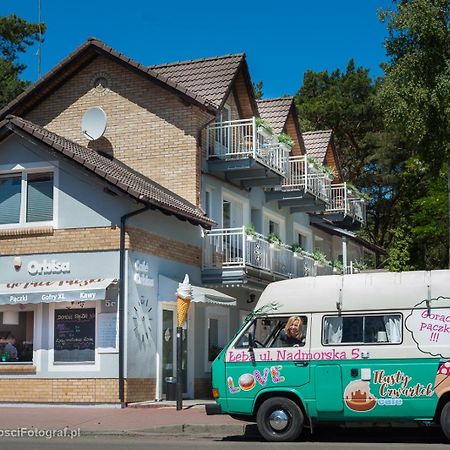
81,106 -> 107,141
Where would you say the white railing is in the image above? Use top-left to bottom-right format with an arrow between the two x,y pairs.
202,227 -> 333,278
206,118 -> 289,176
282,156 -> 331,203
326,182 -> 366,225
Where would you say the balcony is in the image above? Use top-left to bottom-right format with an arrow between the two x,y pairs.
206,118 -> 289,187
266,156 -> 331,213
324,183 -> 366,228
202,226 -> 333,286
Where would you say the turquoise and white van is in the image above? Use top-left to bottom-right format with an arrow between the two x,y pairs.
207,270 -> 450,441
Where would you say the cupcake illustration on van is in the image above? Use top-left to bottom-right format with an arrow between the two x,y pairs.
344,380 -> 377,412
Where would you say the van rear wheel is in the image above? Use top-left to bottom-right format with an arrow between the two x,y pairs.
256,397 -> 304,442
440,401 -> 450,440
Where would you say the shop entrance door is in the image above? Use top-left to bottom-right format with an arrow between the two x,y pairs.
161,304 -> 189,398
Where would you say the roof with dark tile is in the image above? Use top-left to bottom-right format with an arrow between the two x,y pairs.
150,53 -> 245,109
302,130 -> 333,161
0,38 -> 219,120
1,116 -> 215,229
256,97 -> 294,135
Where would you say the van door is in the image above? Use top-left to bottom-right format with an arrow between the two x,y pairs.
224,315 -> 312,416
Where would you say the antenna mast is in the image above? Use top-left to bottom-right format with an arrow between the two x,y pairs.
37,0 -> 42,79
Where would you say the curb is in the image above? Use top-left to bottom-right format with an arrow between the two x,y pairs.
80,423 -> 254,438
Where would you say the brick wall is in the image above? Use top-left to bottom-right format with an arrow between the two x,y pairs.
0,227 -> 123,256
25,56 -> 213,206
0,378 -> 155,403
127,226 -> 201,266
0,225 -> 201,266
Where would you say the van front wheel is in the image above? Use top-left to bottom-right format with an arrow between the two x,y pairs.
256,397 -> 304,442
440,401 -> 450,440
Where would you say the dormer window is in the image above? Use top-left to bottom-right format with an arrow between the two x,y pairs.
0,170 -> 54,227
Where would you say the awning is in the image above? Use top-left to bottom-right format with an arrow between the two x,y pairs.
191,286 -> 236,306
0,278 -> 117,305
158,275 -> 236,306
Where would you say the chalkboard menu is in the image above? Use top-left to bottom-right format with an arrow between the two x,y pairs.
54,308 -> 96,362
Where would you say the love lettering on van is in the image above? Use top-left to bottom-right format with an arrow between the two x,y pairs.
227,366 -> 285,394
226,347 -> 361,363
373,369 -> 433,398
406,304 -> 450,358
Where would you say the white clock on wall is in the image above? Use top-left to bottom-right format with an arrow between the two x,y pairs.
132,296 -> 153,344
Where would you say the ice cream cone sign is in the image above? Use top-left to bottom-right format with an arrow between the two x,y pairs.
177,274 -> 193,327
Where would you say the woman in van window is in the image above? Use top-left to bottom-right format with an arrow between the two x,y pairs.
280,316 -> 305,347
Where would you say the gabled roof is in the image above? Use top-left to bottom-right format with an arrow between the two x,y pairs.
0,116 -> 215,229
302,130 -> 333,161
150,54 -> 246,110
0,38 -> 219,120
256,97 -> 294,135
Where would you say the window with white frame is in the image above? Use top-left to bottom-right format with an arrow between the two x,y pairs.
0,170 -> 54,226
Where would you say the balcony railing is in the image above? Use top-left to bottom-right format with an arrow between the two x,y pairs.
326,182 -> 366,224
206,118 -> 289,176
202,226 -> 333,279
282,156 -> 331,203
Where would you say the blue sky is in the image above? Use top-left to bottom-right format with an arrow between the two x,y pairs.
2,0 -> 392,98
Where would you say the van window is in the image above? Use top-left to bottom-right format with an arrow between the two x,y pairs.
234,316 -> 308,348
322,314 -> 402,345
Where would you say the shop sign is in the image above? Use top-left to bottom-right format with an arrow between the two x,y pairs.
133,259 -> 154,287
28,259 -> 70,275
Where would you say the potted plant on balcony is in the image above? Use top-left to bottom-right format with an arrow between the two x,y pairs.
255,117 -> 273,139
323,165 -> 336,180
245,223 -> 257,241
332,259 -> 344,274
267,232 -> 282,249
352,260 -> 368,273
312,249 -> 328,267
307,156 -> 322,171
277,132 -> 294,153
291,244 -> 304,259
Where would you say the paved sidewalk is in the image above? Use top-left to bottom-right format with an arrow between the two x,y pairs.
0,401 -> 253,438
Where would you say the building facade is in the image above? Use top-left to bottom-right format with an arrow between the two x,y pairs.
0,39 -> 381,403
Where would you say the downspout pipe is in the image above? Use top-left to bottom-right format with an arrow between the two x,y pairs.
119,205 -> 150,406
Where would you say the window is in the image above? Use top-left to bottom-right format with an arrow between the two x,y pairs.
0,311 -> 34,363
235,316 -> 308,349
322,314 -> 402,345
222,200 -> 231,228
0,171 -> 54,226
269,220 -> 279,236
205,308 -> 228,370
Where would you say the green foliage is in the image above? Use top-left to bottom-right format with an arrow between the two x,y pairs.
378,0 -> 450,170
291,244 -> 303,254
245,223 -> 257,236
277,132 -> 294,147
296,59 -> 382,181
267,232 -> 282,246
384,220 -> 413,271
255,117 -> 273,135
0,14 -> 46,109
253,80 -> 264,100
332,259 -> 344,272
312,249 -> 328,265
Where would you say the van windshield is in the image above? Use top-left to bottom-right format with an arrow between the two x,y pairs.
235,316 -> 307,348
